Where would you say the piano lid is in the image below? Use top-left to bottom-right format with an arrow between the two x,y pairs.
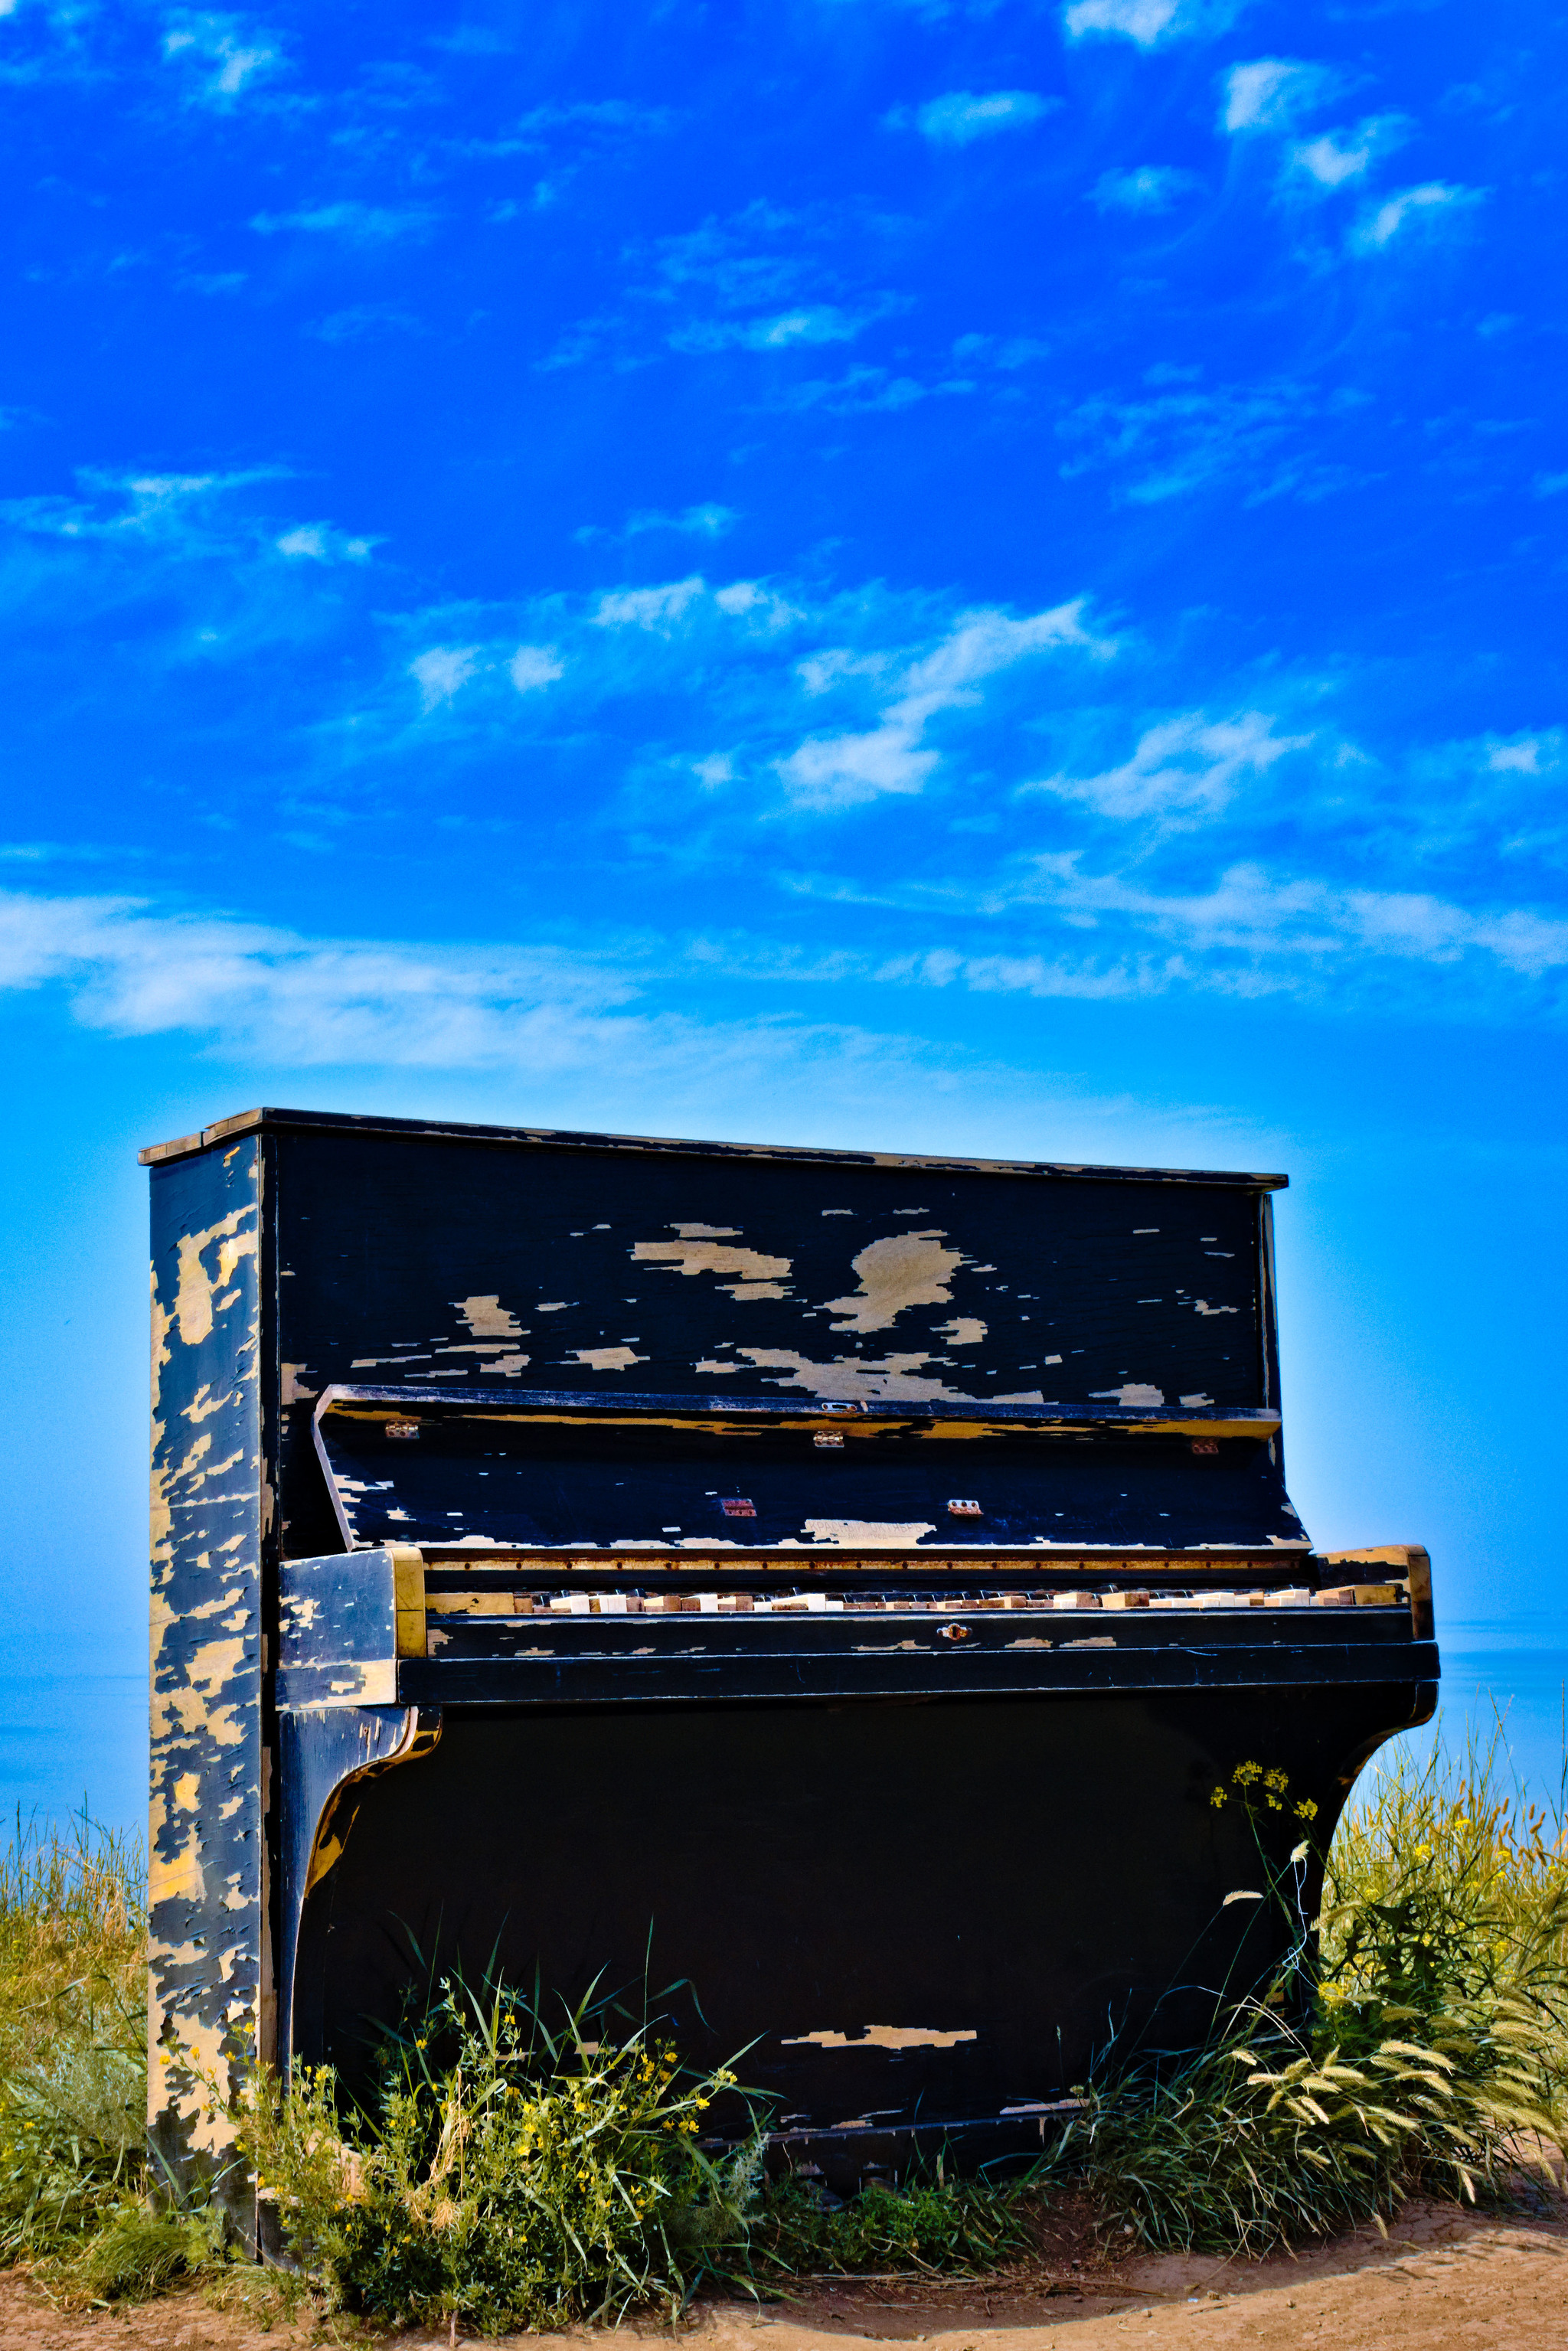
312,1386 -> 1308,1556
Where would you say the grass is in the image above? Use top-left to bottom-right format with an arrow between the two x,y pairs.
0,1808 -> 162,2281
1050,1735 -> 1568,2252
0,1719 -> 1561,2323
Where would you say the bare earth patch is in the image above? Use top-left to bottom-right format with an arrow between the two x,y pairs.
0,2185 -> 1562,2351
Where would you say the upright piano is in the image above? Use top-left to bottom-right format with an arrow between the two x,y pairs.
144,1107 -> 1437,2209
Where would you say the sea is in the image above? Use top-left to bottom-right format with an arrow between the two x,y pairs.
2,1647 -> 1563,1850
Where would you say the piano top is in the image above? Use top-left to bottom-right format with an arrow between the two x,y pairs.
140,1105 -> 1290,1187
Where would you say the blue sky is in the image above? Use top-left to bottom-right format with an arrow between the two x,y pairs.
1,0 -> 1565,1685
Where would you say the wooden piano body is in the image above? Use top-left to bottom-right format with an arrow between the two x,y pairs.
144,1107 -> 1437,2207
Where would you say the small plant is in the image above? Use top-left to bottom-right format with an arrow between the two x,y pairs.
750,2163 -> 1034,2277
240,1973 -> 766,2330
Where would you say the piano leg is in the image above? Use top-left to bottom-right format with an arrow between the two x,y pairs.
276,1704 -> 443,2078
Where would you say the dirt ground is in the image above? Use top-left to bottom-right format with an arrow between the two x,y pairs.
0,2183 -> 1562,2351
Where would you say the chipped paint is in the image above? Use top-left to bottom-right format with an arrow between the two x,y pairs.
802,1519 -> 939,1547
149,1144 -> 263,2209
456,1295 -> 525,1337
174,1210 -> 258,1347
712,1348 -> 971,1402
936,1317 -> 988,1347
570,1346 -> 648,1370
632,1236 -> 793,1299
823,1231 -> 963,1334
781,2026 -> 979,2050
1090,1383 -> 1165,1406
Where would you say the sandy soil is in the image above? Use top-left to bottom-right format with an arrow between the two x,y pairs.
0,2183 -> 1562,2351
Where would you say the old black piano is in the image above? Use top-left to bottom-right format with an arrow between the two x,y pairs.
144,1107 -> 1437,2207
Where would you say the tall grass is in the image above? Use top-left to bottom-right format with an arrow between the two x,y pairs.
0,1808 -> 198,2287
240,1971 -> 769,2330
1053,1732 -> 1568,2251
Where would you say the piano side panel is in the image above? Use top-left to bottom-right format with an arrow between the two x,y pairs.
147,1136 -> 266,2194
270,1130 -> 1273,1562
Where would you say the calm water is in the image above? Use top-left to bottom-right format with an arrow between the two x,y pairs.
0,1650 -> 1562,1847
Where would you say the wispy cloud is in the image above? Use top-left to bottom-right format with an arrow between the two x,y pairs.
162,12 -> 282,105
508,645 -> 564,693
773,363 -> 975,415
251,201 -> 439,241
1221,59 -> 1338,136
1010,857 -> 1568,984
576,504 -> 738,546
892,90 -> 1062,146
409,645 -> 482,708
1057,375 -> 1371,506
406,639 -> 566,705
514,98 -> 676,138
669,299 -> 902,354
1026,710 -> 1309,823
1064,0 -> 1248,49
1092,166 -> 1204,214
2,466 -> 289,549
1351,181 -> 1485,253
0,887 -> 1040,1128
276,522 -> 374,564
1289,116 -> 1409,191
306,305 -> 424,344
777,603 -> 1113,811
592,576 -> 707,634
0,887 -> 645,1066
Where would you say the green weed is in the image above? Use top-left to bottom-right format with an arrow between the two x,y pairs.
748,2167 -> 1034,2278
1049,1734 -> 1568,2252
239,1973 -> 766,2330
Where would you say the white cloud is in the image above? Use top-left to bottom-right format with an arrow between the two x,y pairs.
251,202 -> 437,241
778,727 -> 938,808
276,523 -> 373,564
592,578 -> 706,633
1011,858 -> 1568,979
635,503 -> 735,538
0,888 -> 648,1067
903,90 -> 1061,147
576,504 -> 737,547
1028,710 -> 1309,822
409,646 -> 481,707
514,99 -> 675,138
1292,134 -> 1370,188
1288,117 -> 1410,190
950,333 -> 1050,369
1487,740 -> 1541,775
1064,0 -> 1179,44
0,888 -> 1059,1128
163,13 -> 280,103
670,302 -> 896,354
1352,182 -> 1485,253
772,364 -> 975,416
508,645 -> 564,694
1092,167 -> 1204,214
1221,60 -> 1334,136
777,602 -> 1114,811
713,580 -> 798,625
1065,0 -> 1246,47
1054,375 -> 1370,508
